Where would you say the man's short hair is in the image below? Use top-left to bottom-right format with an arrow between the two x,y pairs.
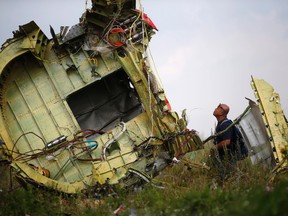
219,103 -> 230,115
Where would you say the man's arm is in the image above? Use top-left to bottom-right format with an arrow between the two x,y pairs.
215,139 -> 231,149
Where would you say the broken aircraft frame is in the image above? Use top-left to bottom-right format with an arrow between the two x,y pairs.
0,0 -> 287,194
0,0 -> 203,194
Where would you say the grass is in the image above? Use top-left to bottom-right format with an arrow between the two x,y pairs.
1,144 -> 288,216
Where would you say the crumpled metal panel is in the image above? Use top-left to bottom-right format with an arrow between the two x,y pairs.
251,77 -> 288,164
237,100 -> 275,167
0,0 -> 203,194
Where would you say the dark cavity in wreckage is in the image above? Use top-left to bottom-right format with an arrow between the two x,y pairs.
0,0 -> 203,194
1,0 -> 288,194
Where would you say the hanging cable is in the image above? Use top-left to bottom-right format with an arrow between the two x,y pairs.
101,3 -> 124,40
128,168 -> 165,189
102,122 -> 126,160
128,10 -> 142,52
146,43 -> 164,90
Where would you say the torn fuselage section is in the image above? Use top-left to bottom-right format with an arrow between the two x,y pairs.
0,0 -> 203,194
237,100 -> 276,168
236,77 -> 288,172
250,77 -> 288,165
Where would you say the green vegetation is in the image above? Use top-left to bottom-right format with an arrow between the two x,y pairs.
1,146 -> 287,216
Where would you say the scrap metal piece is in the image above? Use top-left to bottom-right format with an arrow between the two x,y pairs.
250,76 -> 288,164
237,100 -> 275,167
0,0 -> 203,194
61,24 -> 85,43
234,77 -> 288,172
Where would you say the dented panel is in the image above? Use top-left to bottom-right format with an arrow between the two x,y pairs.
251,77 -> 288,164
0,0 -> 203,193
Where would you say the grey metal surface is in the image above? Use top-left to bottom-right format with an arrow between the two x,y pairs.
237,100 -> 275,167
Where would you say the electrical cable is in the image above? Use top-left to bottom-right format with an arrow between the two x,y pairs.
102,122 -> 126,160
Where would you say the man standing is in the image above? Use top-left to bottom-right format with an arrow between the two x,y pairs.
210,103 -> 236,180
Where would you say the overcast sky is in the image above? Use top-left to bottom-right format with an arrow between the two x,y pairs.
1,0 -> 287,138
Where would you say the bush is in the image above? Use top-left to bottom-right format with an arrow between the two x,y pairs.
1,154 -> 288,215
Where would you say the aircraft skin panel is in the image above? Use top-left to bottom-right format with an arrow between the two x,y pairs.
10,113 -> 157,193
0,0 -> 203,194
238,101 -> 275,167
2,53 -> 77,150
251,76 -> 288,164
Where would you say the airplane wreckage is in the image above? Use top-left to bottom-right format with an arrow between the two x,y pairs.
0,0 -> 287,194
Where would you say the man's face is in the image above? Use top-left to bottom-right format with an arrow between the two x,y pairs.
213,104 -> 226,117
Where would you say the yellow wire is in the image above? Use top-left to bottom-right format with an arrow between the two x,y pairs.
131,0 -> 164,89
145,32 -> 165,90
79,58 -> 98,67
129,10 -> 142,53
